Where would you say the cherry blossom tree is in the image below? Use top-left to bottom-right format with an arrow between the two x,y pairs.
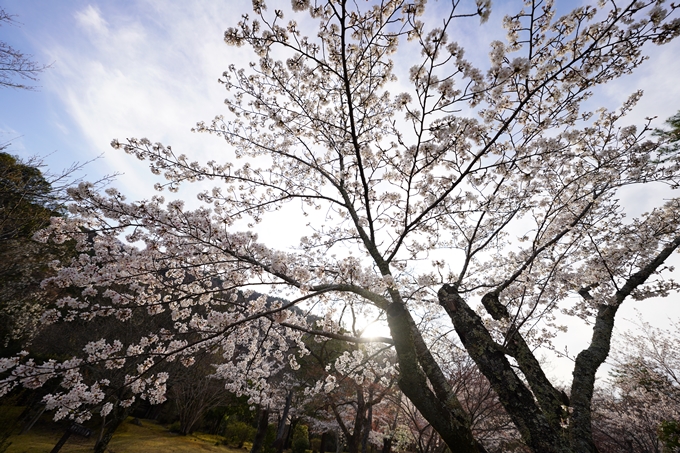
2,1 -> 680,452
0,151 -> 113,350
303,339 -> 398,453
592,317 -> 680,453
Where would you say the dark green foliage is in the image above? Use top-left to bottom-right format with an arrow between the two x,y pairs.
204,406 -> 231,435
202,395 -> 258,437
291,424 -> 310,453
262,424 -> 277,453
169,421 -> 183,434
655,111 -> 680,144
0,152 -> 60,239
0,152 -> 69,350
654,111 -> 680,178
224,420 -> 256,448
658,420 -> 680,452
310,437 -> 321,452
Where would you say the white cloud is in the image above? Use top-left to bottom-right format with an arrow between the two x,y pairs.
42,1 -> 255,197
74,5 -> 108,35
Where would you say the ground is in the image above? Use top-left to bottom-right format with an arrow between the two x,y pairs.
1,407 -> 244,453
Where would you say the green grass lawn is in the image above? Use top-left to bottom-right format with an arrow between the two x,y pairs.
2,409 -> 245,453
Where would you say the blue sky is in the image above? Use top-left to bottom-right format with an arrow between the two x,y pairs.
2,0 -> 680,378
1,1 -> 254,195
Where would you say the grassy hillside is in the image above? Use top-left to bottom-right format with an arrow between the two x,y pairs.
1,409 -> 244,453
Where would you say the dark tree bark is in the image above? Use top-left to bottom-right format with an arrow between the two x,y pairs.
251,407 -> 270,453
569,235 -> 680,452
438,285 -> 564,453
320,431 -> 328,453
386,299 -> 486,453
361,388 -> 373,453
382,436 -> 392,453
275,390 -> 293,453
93,406 -> 129,453
424,233 -> 680,453
332,385 -> 365,453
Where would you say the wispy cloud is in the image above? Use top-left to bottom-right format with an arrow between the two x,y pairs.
41,1 -> 253,197
74,4 -> 109,35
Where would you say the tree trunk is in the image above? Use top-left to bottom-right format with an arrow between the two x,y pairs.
251,407 -> 270,453
385,299 -> 486,453
349,386 -> 366,453
437,285 -> 563,453
93,406 -> 129,453
50,430 -> 72,453
335,430 -> 342,453
382,437 -> 392,453
332,385 -> 365,453
320,431 -> 327,453
20,404 -> 45,434
286,419 -> 296,450
361,389 -> 373,453
275,390 -> 293,453
569,235 -> 680,452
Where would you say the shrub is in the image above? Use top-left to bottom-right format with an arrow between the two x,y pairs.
224,421 -> 256,448
292,424 -> 310,453
168,421 -> 182,434
310,437 -> 321,453
262,424 -> 277,453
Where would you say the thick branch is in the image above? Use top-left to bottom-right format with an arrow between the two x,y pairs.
385,301 -> 486,453
387,289 -> 475,431
438,284 -> 565,452
569,234 -> 680,453
481,293 -> 568,429
279,322 -> 393,345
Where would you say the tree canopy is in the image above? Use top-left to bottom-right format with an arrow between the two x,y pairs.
0,152 -> 60,240
2,1 -> 680,452
0,152 -> 69,350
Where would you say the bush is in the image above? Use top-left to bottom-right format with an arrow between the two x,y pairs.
310,437 -> 321,453
659,420 -> 680,452
224,421 -> 256,448
168,421 -> 182,434
262,424 -> 277,453
292,424 -> 310,453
